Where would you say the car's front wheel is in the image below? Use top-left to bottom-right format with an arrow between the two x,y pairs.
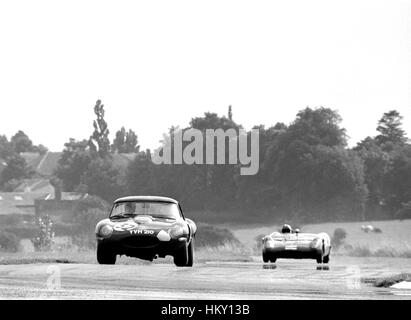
262,251 -> 269,263
97,243 -> 116,265
186,239 -> 194,267
174,243 -> 189,267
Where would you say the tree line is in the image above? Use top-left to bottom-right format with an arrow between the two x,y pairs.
1,100 -> 411,224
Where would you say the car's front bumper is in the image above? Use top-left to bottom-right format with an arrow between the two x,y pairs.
97,233 -> 188,260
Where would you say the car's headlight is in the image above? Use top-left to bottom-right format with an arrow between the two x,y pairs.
264,238 -> 276,248
310,238 -> 321,248
99,224 -> 113,238
169,223 -> 187,239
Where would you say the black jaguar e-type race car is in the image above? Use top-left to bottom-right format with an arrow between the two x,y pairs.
95,196 -> 197,267
262,224 -> 331,264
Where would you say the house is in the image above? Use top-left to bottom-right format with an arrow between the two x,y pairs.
0,190 -> 89,217
0,192 -> 50,216
34,192 -> 89,221
0,151 -> 136,217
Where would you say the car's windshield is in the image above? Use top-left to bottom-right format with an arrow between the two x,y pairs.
110,201 -> 181,220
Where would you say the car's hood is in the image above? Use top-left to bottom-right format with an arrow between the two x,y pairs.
100,216 -> 177,232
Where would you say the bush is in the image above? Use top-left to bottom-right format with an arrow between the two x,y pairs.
31,214 -> 55,251
195,223 -> 241,248
347,245 -> 372,257
67,196 -> 110,249
71,207 -> 107,249
0,231 -> 20,252
1,215 -> 23,227
253,234 -> 266,253
73,195 -> 110,215
396,201 -> 411,220
3,226 -> 37,239
331,228 -> 347,249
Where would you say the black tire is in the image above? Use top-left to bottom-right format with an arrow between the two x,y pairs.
262,251 -> 269,263
97,243 -> 116,265
174,243 -> 189,267
317,240 -> 325,264
186,239 -> 194,267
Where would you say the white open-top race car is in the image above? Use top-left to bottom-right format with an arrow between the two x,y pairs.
262,224 -> 331,264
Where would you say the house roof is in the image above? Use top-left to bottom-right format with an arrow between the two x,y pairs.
36,152 -> 62,176
20,152 -> 44,169
47,192 -> 89,201
20,152 -> 136,177
13,179 -> 54,193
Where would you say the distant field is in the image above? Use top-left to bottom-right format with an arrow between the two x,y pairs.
230,219 -> 411,254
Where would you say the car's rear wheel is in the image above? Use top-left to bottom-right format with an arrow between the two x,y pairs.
174,243 -> 189,267
97,243 -> 116,265
317,241 -> 325,264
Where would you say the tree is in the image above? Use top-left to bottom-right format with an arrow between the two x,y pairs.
82,157 -> 124,202
89,100 -> 110,157
274,143 -> 367,222
228,105 -> 233,121
126,150 -> 158,196
376,110 -> 407,145
55,139 -> 92,191
125,129 -> 139,153
32,144 -> 48,155
0,154 -> 32,188
381,145 -> 411,214
188,112 -> 241,210
112,127 -> 140,153
283,107 -> 347,147
354,137 -> 391,219
10,130 -> 34,153
0,135 -> 13,159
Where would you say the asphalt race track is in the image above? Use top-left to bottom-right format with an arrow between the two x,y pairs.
0,256 -> 410,299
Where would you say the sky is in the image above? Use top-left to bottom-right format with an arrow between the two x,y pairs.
0,0 -> 410,151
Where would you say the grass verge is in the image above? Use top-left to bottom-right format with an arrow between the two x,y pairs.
362,273 -> 411,288
0,242 -> 252,265
339,245 -> 411,258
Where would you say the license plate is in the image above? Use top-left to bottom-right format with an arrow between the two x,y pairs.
285,243 -> 297,250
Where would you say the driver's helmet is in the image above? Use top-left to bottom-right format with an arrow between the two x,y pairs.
124,202 -> 136,214
281,224 -> 292,233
